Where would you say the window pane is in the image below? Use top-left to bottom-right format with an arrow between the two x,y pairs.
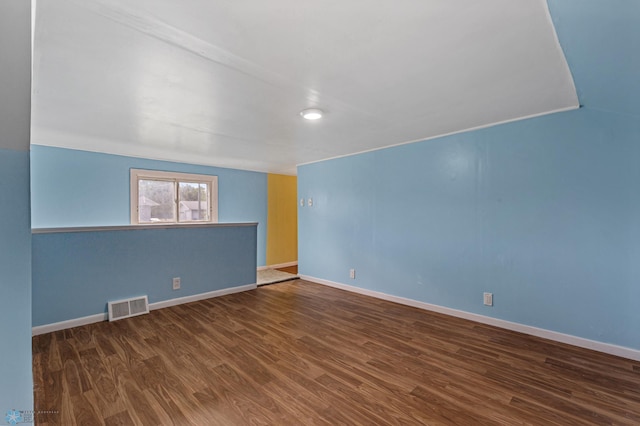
178,181 -> 210,222
132,169 -> 217,225
138,179 -> 176,222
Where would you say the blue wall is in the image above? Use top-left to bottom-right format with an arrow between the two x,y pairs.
298,108 -> 640,350
0,0 -> 33,415
0,150 -> 33,413
32,224 -> 257,326
31,145 -> 268,266
548,0 -> 640,118
299,0 -> 640,351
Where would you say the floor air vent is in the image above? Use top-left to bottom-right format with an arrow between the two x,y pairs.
108,296 -> 149,321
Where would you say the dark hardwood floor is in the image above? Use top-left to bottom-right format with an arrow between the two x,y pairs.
275,265 -> 298,275
33,280 -> 640,425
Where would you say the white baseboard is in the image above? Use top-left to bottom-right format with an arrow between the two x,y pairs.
32,312 -> 109,336
31,283 -> 257,336
257,261 -> 298,271
300,275 -> 640,362
149,284 -> 256,310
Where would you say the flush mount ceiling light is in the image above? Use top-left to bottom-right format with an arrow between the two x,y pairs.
300,108 -> 323,120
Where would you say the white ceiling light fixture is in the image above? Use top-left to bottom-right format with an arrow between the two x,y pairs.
300,108 -> 323,120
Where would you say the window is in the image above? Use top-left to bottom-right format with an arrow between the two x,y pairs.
130,169 -> 218,224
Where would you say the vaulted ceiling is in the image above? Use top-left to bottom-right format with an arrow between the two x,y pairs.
32,0 -> 578,174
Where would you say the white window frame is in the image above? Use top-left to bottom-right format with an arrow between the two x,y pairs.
130,169 -> 218,225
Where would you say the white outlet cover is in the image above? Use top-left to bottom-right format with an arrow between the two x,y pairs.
483,292 -> 493,306
308,198 -> 313,207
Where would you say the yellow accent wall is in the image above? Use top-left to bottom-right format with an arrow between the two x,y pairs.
266,174 -> 298,266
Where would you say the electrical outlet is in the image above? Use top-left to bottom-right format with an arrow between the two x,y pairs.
300,198 -> 305,207
349,269 -> 356,279
173,277 -> 181,290
308,198 -> 313,207
483,292 -> 493,306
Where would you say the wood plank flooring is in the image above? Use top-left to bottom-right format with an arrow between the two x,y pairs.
276,265 -> 298,275
33,280 -> 640,425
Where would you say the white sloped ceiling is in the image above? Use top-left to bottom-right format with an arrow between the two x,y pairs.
31,0 -> 578,174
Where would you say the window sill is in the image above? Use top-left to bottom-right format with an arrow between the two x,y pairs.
32,222 -> 258,234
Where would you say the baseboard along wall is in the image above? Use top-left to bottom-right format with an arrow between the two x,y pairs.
299,275 -> 640,362
32,283 -> 257,336
34,272 -> 639,363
